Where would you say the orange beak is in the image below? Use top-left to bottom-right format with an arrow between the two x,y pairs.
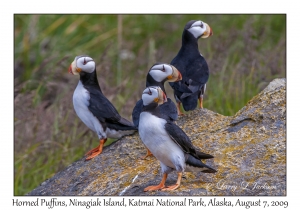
201,23 -> 213,39
209,27 -> 213,36
162,91 -> 167,103
177,71 -> 182,81
68,64 -> 73,75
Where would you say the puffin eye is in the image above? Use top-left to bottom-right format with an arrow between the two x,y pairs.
148,88 -> 152,95
200,22 -> 204,28
162,65 -> 165,72
83,58 -> 87,65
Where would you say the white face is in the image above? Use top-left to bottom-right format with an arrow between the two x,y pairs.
187,20 -> 209,39
70,56 -> 95,75
142,86 -> 166,106
148,64 -> 174,82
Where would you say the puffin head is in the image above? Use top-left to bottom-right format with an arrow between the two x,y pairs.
142,86 -> 167,106
68,55 -> 95,75
148,63 -> 182,82
185,20 -> 213,39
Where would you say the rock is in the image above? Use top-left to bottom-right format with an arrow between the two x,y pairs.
27,78 -> 286,196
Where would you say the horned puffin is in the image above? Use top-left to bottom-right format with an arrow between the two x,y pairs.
138,86 -> 216,191
169,20 -> 213,115
132,63 -> 182,159
69,55 -> 136,160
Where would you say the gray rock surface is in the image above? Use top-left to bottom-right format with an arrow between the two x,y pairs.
28,78 -> 286,196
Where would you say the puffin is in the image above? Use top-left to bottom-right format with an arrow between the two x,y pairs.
132,63 -> 182,159
68,55 -> 137,160
138,86 -> 216,191
169,20 -> 213,115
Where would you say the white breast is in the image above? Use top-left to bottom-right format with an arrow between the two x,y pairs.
138,112 -> 185,170
73,81 -> 105,139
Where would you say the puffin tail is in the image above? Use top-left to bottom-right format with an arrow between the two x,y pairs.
118,117 -> 138,130
195,149 -> 214,159
186,154 -> 217,173
181,94 -> 198,111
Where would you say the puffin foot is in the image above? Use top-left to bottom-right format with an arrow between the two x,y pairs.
85,139 -> 107,161
161,184 -> 180,191
144,184 -> 165,191
144,173 -> 167,192
140,148 -> 153,159
162,172 -> 182,191
177,102 -> 184,116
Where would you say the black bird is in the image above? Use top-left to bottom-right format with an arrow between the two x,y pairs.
132,63 -> 182,158
169,20 -> 213,115
138,86 -> 216,191
69,55 -> 136,160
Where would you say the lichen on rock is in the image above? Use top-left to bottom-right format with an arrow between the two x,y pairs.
28,78 -> 286,196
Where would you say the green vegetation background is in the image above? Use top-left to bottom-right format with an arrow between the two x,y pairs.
14,14 -> 286,195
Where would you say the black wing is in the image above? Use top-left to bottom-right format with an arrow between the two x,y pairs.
185,56 -> 209,85
169,80 -> 193,95
132,99 -> 143,128
159,98 -> 178,122
164,121 -> 213,159
170,53 -> 209,96
88,88 -> 136,130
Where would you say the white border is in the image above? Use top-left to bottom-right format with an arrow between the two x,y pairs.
4,0 -> 298,209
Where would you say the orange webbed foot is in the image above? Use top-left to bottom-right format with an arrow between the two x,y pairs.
177,102 -> 185,116
85,151 -> 101,160
161,172 -> 182,191
140,148 -> 153,159
199,96 -> 203,109
178,110 -> 185,116
85,146 -> 99,156
85,139 -> 106,161
144,184 -> 165,191
161,183 -> 180,191
144,173 -> 168,192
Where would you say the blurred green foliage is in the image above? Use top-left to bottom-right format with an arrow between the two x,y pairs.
14,14 -> 286,195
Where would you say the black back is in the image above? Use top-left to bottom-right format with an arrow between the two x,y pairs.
169,23 -> 209,111
80,70 -> 136,131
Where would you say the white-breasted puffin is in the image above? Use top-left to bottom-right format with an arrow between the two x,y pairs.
132,63 -> 182,159
139,86 -> 216,191
69,55 -> 137,160
169,20 -> 213,115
